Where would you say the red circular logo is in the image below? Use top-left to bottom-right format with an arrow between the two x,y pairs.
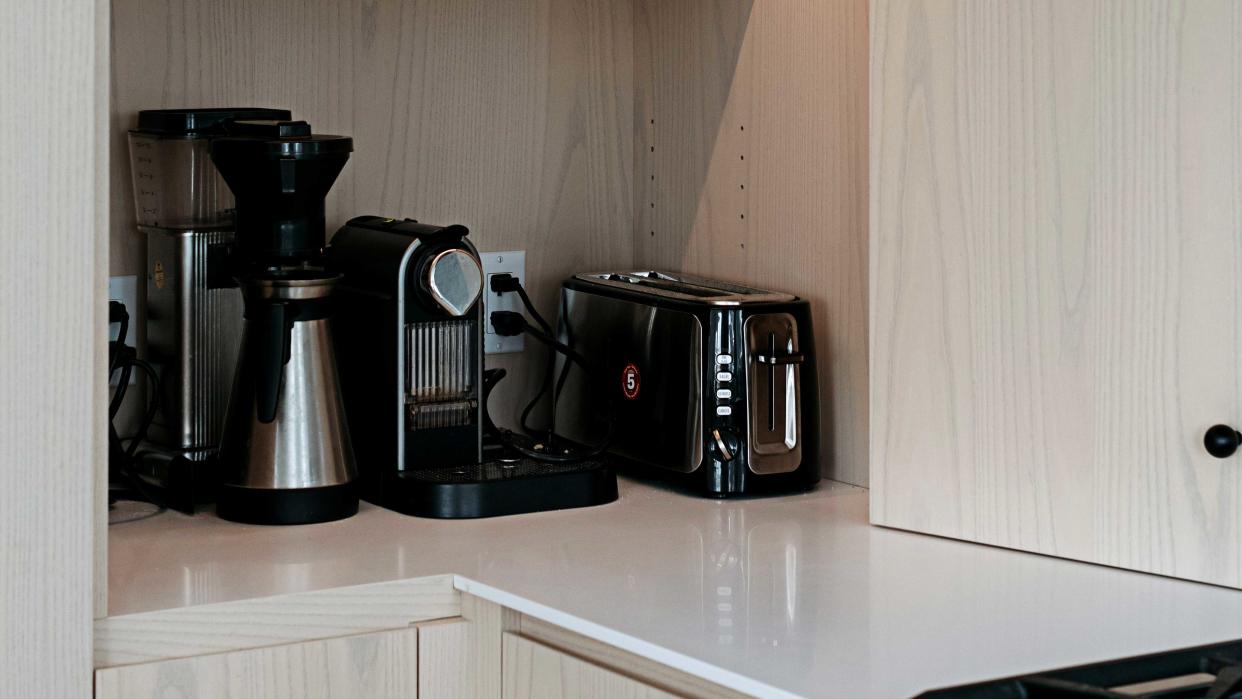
621,363 -> 641,400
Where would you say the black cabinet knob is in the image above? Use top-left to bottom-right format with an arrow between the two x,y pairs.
1204,424 -> 1242,458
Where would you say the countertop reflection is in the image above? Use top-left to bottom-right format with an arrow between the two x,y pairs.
109,478 -> 1242,698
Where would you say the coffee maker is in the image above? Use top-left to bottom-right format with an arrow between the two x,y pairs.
127,107 -> 291,511
210,120 -> 358,525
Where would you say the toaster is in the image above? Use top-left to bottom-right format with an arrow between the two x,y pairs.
553,271 -> 820,496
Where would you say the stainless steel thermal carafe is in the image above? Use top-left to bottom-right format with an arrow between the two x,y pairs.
217,271 -> 357,524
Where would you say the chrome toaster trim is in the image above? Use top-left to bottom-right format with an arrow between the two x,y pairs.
744,313 -> 802,474
574,271 -> 795,306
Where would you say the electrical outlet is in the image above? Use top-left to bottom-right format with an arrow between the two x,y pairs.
480,250 -> 526,354
108,275 -> 139,341
108,275 -> 138,385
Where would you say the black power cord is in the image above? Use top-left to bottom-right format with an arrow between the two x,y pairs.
108,300 -> 166,516
490,274 -> 559,438
486,275 -> 613,463
489,311 -> 588,367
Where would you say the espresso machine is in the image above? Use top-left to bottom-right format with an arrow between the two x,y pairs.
210,120 -> 358,525
127,108 -> 291,511
330,216 -> 618,518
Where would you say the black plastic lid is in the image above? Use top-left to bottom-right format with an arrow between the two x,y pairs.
209,119 -> 352,263
131,108 -> 293,137
212,120 -> 353,158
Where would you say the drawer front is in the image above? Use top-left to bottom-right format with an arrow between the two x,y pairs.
95,626 -> 418,699
502,632 -> 676,699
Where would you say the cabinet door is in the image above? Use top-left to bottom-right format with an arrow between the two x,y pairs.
417,618 -> 476,699
1,0 -> 106,696
502,633 -> 676,699
94,627 -> 417,699
872,0 -> 1242,586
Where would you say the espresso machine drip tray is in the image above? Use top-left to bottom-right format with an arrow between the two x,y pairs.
389,458 -> 618,519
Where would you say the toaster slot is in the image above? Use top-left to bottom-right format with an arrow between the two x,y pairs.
745,313 -> 802,474
578,271 -> 796,305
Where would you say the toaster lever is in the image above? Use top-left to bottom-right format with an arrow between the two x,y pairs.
755,352 -> 805,366
711,428 -> 738,462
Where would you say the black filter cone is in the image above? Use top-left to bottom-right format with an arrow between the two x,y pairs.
210,120 -> 352,263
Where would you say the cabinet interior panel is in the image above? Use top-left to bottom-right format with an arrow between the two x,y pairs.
0,0 -> 105,694
109,0 -> 871,486
109,0 -> 635,425
871,0 -> 1242,587
633,0 -> 870,485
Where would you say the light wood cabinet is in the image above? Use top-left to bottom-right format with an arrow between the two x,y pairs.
513,616 -> 749,699
97,626 -> 698,699
95,626 -> 419,699
93,578 -> 466,699
0,0 -> 106,696
95,620 -> 495,699
871,0 -> 1242,587
502,632 -> 675,699
13,0 -> 864,694
92,587 -> 742,699
416,619 -> 475,698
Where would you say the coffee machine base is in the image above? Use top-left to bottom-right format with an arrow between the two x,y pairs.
373,459 -> 617,519
217,483 -> 359,526
129,447 -> 222,515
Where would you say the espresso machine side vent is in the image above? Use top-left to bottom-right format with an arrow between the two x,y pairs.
406,319 -> 477,430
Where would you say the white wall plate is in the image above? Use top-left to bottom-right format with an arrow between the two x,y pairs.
480,250 -> 527,355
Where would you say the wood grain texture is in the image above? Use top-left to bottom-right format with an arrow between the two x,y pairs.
870,0 -> 1242,586
95,574 -> 458,667
461,593 -> 521,699
634,0 -> 870,485
94,0 -> 112,624
417,619 -> 474,699
502,632 -> 676,699
518,616 -> 751,699
95,626 -> 419,699
110,0 -> 634,427
0,0 -> 105,695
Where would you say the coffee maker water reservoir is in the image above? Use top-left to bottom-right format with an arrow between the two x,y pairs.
127,108 -> 290,508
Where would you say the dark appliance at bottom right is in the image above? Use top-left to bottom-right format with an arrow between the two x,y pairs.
921,638 -> 1242,699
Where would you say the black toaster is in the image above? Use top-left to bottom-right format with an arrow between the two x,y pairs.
553,271 -> 820,496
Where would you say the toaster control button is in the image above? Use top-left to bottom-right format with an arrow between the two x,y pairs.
716,353 -> 733,365
716,388 -> 732,400
716,371 -> 733,382
716,405 -> 733,416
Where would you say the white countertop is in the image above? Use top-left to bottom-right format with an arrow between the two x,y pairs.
109,478 -> 1242,698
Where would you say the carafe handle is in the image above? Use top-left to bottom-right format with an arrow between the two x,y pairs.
256,301 -> 294,423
